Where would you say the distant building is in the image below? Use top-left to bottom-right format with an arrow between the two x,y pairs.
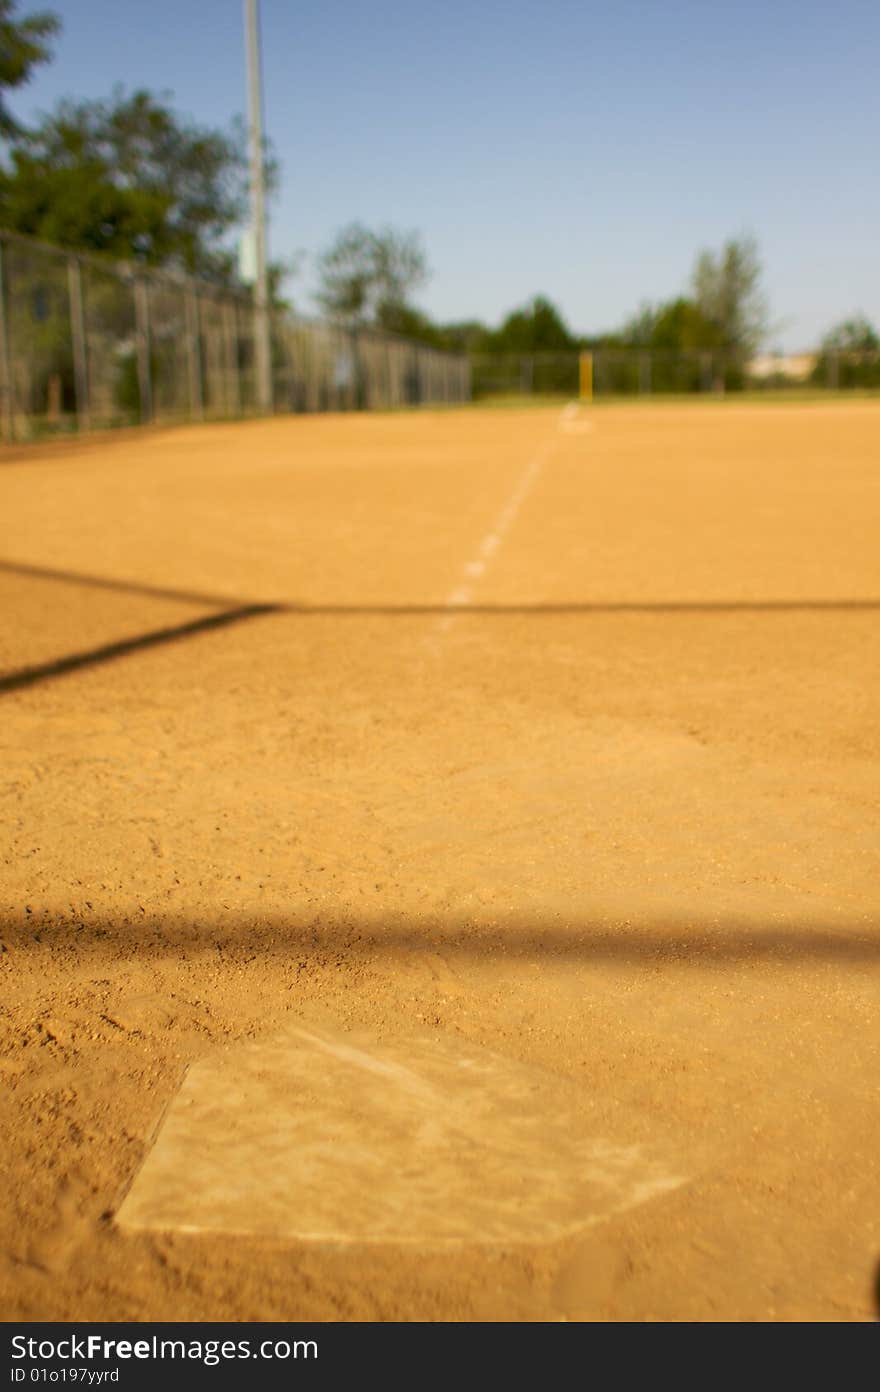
748,352 -> 817,382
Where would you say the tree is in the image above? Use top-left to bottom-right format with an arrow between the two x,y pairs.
818,315 -> 879,353
487,296 -> 576,353
0,87 -> 271,279
377,313 -> 491,354
373,300 -> 444,345
691,234 -> 768,355
0,0 -> 59,138
812,314 -> 880,389
434,319 -> 491,354
619,296 -> 723,351
315,223 -> 428,326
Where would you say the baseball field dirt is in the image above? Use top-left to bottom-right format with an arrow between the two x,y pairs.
1,399 -> 878,1321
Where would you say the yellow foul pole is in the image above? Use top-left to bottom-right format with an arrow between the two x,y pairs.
579,351 -> 593,402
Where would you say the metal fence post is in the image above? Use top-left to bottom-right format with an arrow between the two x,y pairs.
67,255 -> 90,432
223,301 -> 241,416
0,240 -> 14,441
827,351 -> 839,391
185,287 -> 203,422
350,328 -> 361,410
639,352 -> 651,396
383,339 -> 393,408
715,353 -> 726,395
133,276 -> 153,422
591,351 -> 602,398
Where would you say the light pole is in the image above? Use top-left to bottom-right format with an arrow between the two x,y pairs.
245,0 -> 272,413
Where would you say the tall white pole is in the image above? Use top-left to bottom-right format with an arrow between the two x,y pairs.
245,0 -> 272,412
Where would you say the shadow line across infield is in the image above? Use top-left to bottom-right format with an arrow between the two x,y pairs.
3,913 -> 879,966
0,603 -> 281,695
2,556 -> 879,697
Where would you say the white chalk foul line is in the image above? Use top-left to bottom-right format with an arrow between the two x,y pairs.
432,406 -> 576,636
560,399 -> 595,434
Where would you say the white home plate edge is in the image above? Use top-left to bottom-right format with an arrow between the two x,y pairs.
117,1021 -> 684,1247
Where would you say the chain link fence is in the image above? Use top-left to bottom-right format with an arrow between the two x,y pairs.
0,231 -> 470,440
4,230 -> 875,437
470,349 -> 880,400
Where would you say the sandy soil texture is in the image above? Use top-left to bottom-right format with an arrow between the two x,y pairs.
1,400 -> 879,1321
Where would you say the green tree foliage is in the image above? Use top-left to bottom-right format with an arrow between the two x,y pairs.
459,296 -> 578,396
818,314 -> 879,352
315,223 -> 428,326
371,300 -> 444,345
812,314 -> 880,389
619,296 -> 722,351
599,240 -> 770,391
432,320 -> 491,354
0,0 -> 59,137
486,295 -> 576,353
0,88 -> 267,278
691,234 -> 768,355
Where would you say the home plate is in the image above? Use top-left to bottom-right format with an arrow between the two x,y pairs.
117,1021 -> 684,1245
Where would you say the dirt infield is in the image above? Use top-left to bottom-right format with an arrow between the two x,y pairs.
1,400 -> 879,1321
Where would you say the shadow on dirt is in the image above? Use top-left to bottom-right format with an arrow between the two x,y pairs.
3,554 -> 880,697
0,603 -> 281,695
2,909 -> 877,965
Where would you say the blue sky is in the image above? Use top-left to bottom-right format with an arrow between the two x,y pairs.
13,0 -> 880,348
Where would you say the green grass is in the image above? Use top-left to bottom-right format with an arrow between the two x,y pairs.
468,388 -> 880,410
